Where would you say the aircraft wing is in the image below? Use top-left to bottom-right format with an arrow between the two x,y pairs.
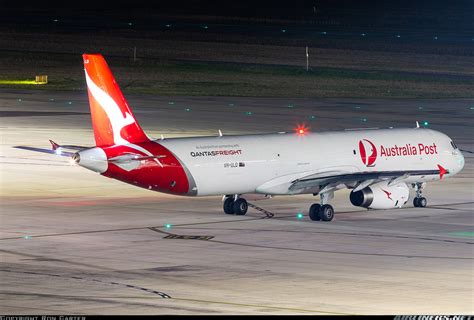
289,167 -> 447,193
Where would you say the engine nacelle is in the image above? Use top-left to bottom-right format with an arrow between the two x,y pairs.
350,181 -> 409,209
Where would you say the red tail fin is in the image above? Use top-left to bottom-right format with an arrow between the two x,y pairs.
83,54 -> 149,147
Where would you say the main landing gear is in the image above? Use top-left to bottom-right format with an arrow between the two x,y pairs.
413,182 -> 427,208
309,191 -> 335,222
223,195 -> 248,215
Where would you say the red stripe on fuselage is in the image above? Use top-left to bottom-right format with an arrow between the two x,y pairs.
101,141 -> 191,195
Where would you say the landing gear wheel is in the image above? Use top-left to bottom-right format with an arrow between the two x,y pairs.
223,197 -> 235,214
413,197 -> 419,207
320,204 -> 334,222
233,198 -> 248,215
414,197 -> 427,208
309,204 -> 321,221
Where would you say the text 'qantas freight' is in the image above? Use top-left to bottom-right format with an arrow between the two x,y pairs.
44,54 -> 467,221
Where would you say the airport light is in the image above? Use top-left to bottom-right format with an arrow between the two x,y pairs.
296,212 -> 304,220
168,101 -> 174,105
281,29 -> 287,33
164,224 -> 172,230
309,115 -> 316,120
0,80 -> 38,85
23,235 -> 32,240
361,118 -> 368,122
245,111 -> 252,116
184,108 -> 191,112
422,121 -> 429,127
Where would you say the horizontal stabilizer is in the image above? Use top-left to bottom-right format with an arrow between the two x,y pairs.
108,154 -> 166,163
14,146 -> 75,157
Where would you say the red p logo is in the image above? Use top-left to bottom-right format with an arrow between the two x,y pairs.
359,139 -> 377,167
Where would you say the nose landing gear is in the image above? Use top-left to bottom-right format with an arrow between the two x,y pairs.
412,182 -> 427,208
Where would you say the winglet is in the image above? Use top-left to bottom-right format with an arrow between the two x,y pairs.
49,140 -> 59,151
437,164 -> 448,179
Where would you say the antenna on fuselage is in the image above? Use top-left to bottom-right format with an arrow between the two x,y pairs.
218,129 -> 223,137
415,121 -> 420,128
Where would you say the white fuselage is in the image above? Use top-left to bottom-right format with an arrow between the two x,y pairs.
159,128 -> 464,196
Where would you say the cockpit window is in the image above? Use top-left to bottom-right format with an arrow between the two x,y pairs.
450,141 -> 458,150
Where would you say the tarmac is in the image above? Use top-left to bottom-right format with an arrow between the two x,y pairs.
0,89 -> 473,314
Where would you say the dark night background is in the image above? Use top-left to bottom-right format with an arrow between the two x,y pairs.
0,0 -> 472,97
1,0 -> 473,32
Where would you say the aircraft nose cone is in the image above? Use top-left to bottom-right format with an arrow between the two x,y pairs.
451,150 -> 465,176
458,151 -> 465,171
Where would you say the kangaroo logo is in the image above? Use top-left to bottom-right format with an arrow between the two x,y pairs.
382,189 -> 393,201
358,139 -> 377,167
85,70 -> 135,146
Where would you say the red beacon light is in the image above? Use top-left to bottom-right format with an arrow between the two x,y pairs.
295,124 -> 309,136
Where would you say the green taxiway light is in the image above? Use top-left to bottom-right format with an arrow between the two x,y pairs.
422,121 -> 429,127
296,212 -> 304,220
447,231 -> 474,238
361,118 -> 368,122
287,104 -> 294,108
164,224 -> 172,230
168,101 -> 174,105
23,235 -> 32,240
184,108 -> 191,112
309,115 -> 316,120
245,111 -> 252,116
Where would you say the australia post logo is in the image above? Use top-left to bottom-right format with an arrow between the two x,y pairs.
358,139 -> 377,167
358,139 -> 438,167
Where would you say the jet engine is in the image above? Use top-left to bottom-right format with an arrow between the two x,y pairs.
350,181 -> 409,209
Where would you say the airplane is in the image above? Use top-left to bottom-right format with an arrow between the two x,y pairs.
17,54 -> 465,222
